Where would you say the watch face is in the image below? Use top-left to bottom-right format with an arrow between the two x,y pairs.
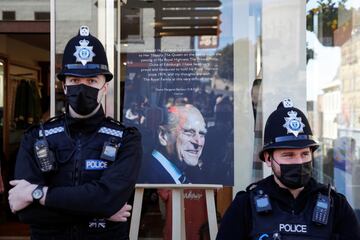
33,189 -> 43,200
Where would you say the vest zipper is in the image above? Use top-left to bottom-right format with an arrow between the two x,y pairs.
74,139 -> 81,186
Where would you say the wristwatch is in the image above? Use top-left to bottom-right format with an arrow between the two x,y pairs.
32,185 -> 44,203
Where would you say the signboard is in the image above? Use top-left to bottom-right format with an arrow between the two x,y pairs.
122,1 -> 234,186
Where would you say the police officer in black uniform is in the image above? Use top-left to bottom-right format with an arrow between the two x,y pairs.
216,99 -> 360,240
8,26 -> 142,239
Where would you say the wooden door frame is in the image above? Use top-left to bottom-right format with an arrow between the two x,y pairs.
0,54 -> 9,163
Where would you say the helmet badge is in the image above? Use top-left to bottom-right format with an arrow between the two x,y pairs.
79,26 -> 90,36
73,39 -> 96,66
283,110 -> 305,137
282,98 -> 294,108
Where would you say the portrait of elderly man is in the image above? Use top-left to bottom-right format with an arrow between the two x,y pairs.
138,104 -> 207,184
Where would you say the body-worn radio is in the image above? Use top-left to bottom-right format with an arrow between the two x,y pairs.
34,124 -> 57,172
312,192 -> 330,225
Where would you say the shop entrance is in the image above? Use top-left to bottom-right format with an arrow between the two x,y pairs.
0,32 -> 50,238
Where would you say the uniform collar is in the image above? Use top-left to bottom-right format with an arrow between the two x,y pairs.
65,106 -> 105,136
256,176 -> 322,214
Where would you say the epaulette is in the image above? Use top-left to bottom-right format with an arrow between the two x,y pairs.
235,190 -> 247,197
44,114 -> 65,124
24,123 -> 40,134
125,126 -> 139,134
245,177 -> 268,192
246,183 -> 258,192
98,117 -> 125,138
318,183 -> 336,197
24,114 -> 64,134
105,117 -> 125,128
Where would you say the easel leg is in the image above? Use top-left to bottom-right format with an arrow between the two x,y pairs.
130,188 -> 144,240
172,188 -> 186,240
206,189 -> 218,240
180,189 -> 185,239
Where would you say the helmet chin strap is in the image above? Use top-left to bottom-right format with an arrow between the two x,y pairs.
69,87 -> 105,119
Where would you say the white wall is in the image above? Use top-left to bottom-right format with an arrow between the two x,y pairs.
262,0 -> 307,112
233,0 -> 254,194
262,0 -> 307,177
0,0 -> 49,20
55,0 -> 98,53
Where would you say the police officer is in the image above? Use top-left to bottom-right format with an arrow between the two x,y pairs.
216,99 -> 360,240
8,26 -> 142,239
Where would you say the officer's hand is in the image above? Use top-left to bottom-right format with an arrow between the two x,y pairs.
107,203 -> 132,222
8,179 -> 37,213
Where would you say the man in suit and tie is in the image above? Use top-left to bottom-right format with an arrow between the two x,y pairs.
139,104 -> 207,184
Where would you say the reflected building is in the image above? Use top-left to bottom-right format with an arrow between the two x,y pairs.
317,79 -> 340,184
337,9 -> 360,142
309,3 -> 360,208
333,7 -> 360,209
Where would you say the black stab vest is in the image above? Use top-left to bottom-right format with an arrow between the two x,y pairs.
249,188 -> 334,240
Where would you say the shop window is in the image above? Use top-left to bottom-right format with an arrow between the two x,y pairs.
2,11 -> 15,20
307,0 -> 360,212
34,12 -> 50,21
121,8 -> 142,42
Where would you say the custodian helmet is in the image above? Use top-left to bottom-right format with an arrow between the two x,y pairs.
259,99 -> 319,161
57,26 -> 113,82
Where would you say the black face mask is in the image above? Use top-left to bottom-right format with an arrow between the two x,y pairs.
272,159 -> 313,189
65,84 -> 100,115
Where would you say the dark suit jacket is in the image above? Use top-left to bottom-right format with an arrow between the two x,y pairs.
137,150 -> 179,184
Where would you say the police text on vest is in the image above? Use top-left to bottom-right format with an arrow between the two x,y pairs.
85,160 -> 108,170
279,224 -> 307,233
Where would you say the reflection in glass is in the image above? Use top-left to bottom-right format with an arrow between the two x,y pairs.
120,0 -> 234,238
0,0 -> 50,21
55,0 -> 99,115
307,0 -> 360,214
250,0 -> 263,182
0,61 -> 3,108
122,0 -> 234,186
0,59 -> 3,219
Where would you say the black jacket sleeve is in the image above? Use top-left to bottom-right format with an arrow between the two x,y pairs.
14,128 -> 88,224
44,128 -> 142,217
216,191 -> 252,240
332,192 -> 360,239
17,205 -> 87,225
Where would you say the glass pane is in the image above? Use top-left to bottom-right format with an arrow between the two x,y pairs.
249,0 -> 263,182
0,32 -> 50,236
0,59 -> 4,230
122,0 -> 234,185
306,0 -> 360,215
55,0 -> 99,115
121,8 -> 141,42
0,61 -> 3,108
119,0 -> 238,238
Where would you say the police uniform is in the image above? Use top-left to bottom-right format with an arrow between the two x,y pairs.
13,26 -> 142,240
216,176 -> 360,240
216,99 -> 360,240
